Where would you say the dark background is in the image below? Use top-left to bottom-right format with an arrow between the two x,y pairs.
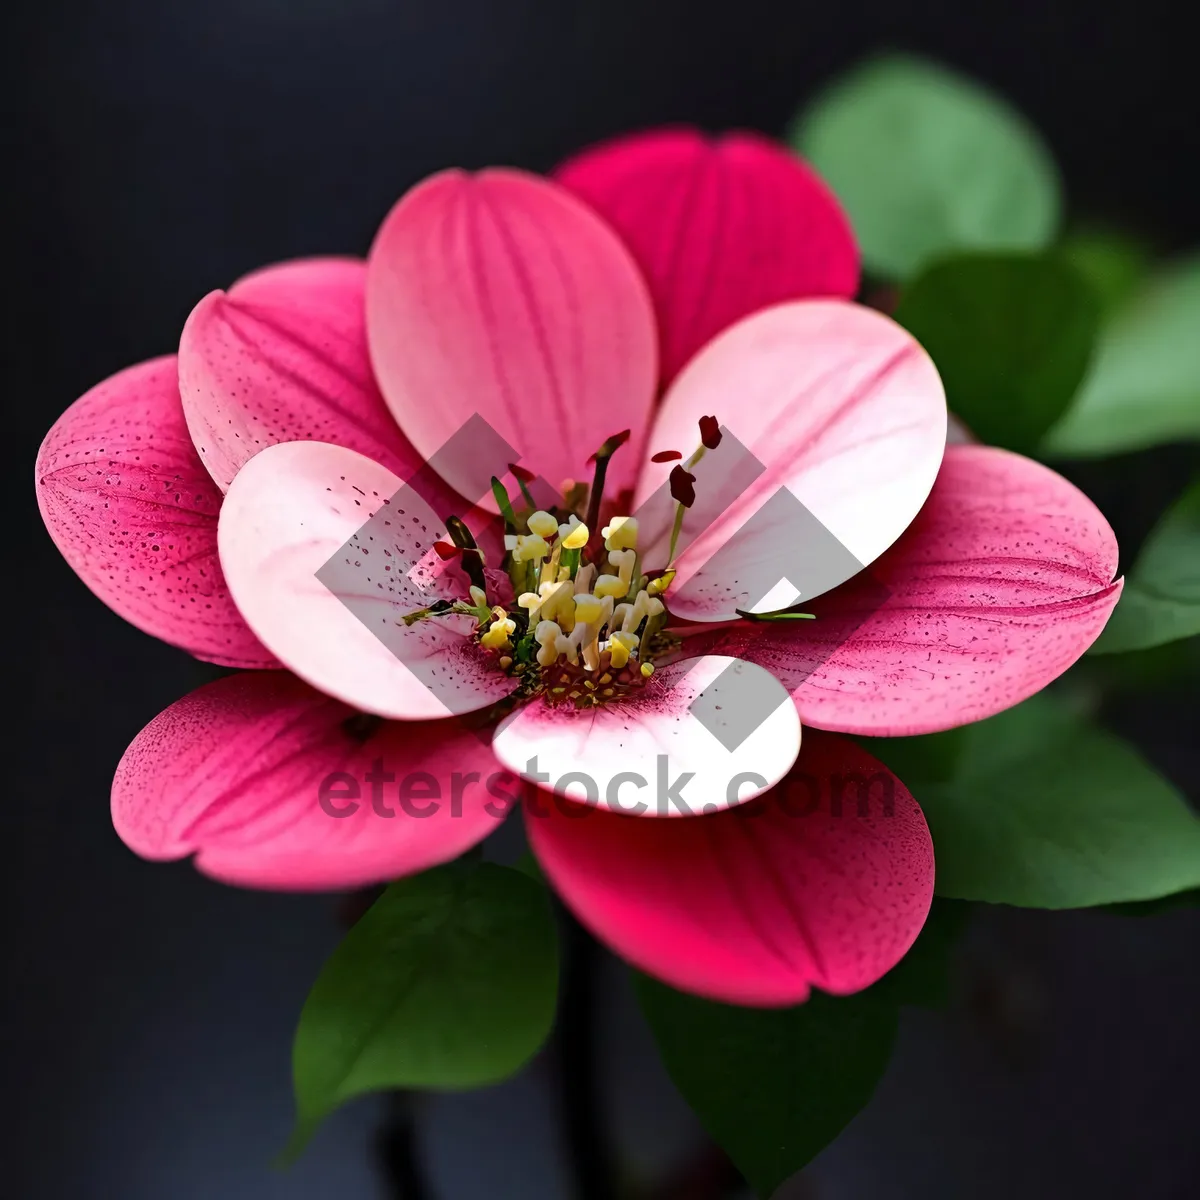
10,2 -> 1199,1197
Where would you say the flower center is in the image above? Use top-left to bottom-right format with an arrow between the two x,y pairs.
404,419 -> 728,710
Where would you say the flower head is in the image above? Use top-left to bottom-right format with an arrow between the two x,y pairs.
36,128 -> 1120,1006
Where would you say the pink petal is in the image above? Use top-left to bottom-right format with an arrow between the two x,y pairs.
526,731 -> 933,1005
715,445 -> 1122,735
634,300 -> 947,620
34,356 -> 275,668
556,127 -> 860,384
218,440 -> 514,720
179,257 -> 422,492
366,168 -> 658,504
113,671 -> 510,890
491,656 -> 800,815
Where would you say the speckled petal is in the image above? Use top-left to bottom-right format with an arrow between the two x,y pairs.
112,671 -> 510,890
526,731 -> 933,1005
34,356 -> 275,667
179,257 -> 422,491
715,445 -> 1122,734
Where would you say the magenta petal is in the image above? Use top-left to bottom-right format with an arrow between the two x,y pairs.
218,440 -> 514,720
721,445 -> 1122,735
179,257 -> 422,492
556,127 -> 859,384
35,356 -> 275,668
112,671 -> 509,890
366,168 -> 658,503
526,731 -> 932,1005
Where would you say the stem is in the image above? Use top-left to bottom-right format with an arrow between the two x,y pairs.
376,1092 -> 433,1200
556,913 -> 619,1200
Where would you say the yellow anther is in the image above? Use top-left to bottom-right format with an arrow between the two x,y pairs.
513,533 -> 549,562
608,630 -> 639,669
469,585 -> 488,608
594,573 -> 628,600
647,570 -> 675,596
518,592 -> 541,609
640,662 -> 654,678
481,612 -> 516,650
602,515 -> 639,552
498,655 -> 513,669
541,582 -> 575,629
560,517 -> 590,550
527,510 -> 559,539
573,593 -> 603,624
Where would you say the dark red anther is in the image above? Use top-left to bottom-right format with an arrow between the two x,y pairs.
699,415 -> 722,449
587,429 -> 632,464
508,462 -> 536,483
651,449 -> 683,463
669,465 -> 697,507
432,541 -> 462,560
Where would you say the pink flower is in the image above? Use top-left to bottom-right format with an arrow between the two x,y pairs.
35,130 -> 1121,1006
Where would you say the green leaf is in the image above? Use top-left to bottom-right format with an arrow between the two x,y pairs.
1101,887 -> 1200,917
1042,255 -> 1200,456
637,978 -> 897,1197
287,861 -> 558,1154
894,253 -> 1100,453
791,54 -> 1061,280
1057,228 -> 1151,318
874,694 -> 1200,908
1091,477 -> 1200,654
636,893 -> 970,1195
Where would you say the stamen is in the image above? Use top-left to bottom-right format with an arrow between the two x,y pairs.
573,563 -> 597,595
481,607 -> 517,650
607,630 -> 639,669
559,517 -> 589,550
584,429 -> 631,534
512,533 -> 549,563
527,510 -> 559,538
594,573 -> 628,600
601,515 -> 639,552
699,415 -> 722,449
609,547 -> 636,590
572,593 -> 603,625
491,477 -> 519,530
508,463 -> 538,510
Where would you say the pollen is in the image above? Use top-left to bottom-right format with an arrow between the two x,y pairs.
602,515 -> 638,551
527,510 -> 559,538
560,517 -> 590,549
481,609 -> 517,650
513,533 -> 550,562
572,592 -> 603,624
607,630 -> 639,669
594,573 -> 628,600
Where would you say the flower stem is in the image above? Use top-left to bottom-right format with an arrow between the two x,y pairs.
556,912 -> 619,1200
376,1092 -> 433,1200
